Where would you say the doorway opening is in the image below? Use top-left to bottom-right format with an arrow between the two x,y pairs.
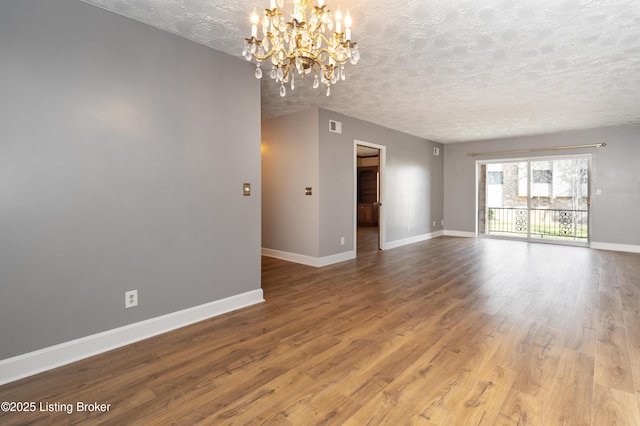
477,154 -> 591,246
355,140 -> 386,252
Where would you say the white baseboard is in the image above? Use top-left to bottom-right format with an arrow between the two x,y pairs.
261,248 -> 356,267
317,250 -> 357,266
444,230 -> 477,238
385,231 -> 444,250
591,241 -> 640,253
0,289 -> 264,386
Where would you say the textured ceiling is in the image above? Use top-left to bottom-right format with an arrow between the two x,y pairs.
81,0 -> 640,143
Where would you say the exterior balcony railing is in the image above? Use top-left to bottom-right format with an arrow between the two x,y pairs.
487,207 -> 588,240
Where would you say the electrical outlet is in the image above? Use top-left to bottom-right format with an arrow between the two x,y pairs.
340,236 -> 345,245
432,221 -> 436,227
125,290 -> 138,308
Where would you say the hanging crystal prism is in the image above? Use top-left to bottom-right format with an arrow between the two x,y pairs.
350,47 -> 360,64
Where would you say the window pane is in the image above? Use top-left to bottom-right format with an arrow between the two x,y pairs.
488,171 -> 503,185
533,170 -> 552,183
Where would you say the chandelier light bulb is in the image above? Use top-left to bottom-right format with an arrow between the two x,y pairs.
250,9 -> 259,38
344,11 -> 352,40
242,0 -> 359,97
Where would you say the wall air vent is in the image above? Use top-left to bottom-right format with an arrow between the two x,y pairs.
329,120 -> 342,134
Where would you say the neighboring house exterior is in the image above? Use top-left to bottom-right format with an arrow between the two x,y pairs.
483,158 -> 590,238
487,159 -> 589,211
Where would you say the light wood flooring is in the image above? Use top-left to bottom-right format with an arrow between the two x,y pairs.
1,230 -> 640,425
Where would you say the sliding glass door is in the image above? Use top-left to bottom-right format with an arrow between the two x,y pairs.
478,155 -> 590,244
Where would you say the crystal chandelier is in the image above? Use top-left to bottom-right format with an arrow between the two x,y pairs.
242,0 -> 360,97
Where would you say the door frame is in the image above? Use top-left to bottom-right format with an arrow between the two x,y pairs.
354,139 -> 387,250
475,153 -> 592,247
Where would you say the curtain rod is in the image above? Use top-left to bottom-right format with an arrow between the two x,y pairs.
467,143 -> 606,157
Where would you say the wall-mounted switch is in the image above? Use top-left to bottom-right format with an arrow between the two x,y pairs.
305,187 -> 312,196
243,183 -> 251,196
433,147 -> 440,156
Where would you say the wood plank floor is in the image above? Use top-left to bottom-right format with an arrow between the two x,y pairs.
2,230 -> 640,425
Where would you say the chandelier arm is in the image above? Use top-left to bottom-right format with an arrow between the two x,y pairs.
248,45 -> 354,64
322,64 -> 334,81
251,50 -> 278,62
316,47 -> 348,63
315,33 -> 341,49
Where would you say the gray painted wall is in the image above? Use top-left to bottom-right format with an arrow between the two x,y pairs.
262,109 -> 320,257
444,126 -> 640,245
0,0 -> 261,359
320,109 -> 444,256
318,109 -> 444,256
262,108 -> 444,259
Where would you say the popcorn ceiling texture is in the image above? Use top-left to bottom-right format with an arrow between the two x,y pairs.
81,0 -> 640,142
